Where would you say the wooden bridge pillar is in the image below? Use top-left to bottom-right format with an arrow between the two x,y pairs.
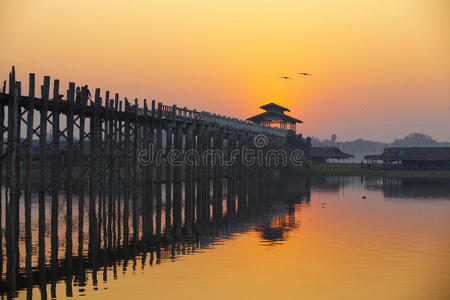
0,74 -> 4,280
23,73 -> 35,280
141,99 -> 151,248
106,98 -> 114,250
197,124 -> 210,234
238,132 -> 247,179
131,99 -> 139,246
51,79 -> 60,281
173,122 -> 183,238
39,75 -> 50,279
204,127 -> 213,226
212,129 -> 224,223
227,131 -> 237,179
155,118 -> 163,236
98,92 -> 109,252
88,88 -> 101,261
6,67 -> 19,294
184,123 -> 195,236
63,82 -> 75,296
164,121 -> 172,235
193,125 -> 202,233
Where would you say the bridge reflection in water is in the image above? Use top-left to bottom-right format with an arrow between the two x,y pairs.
0,175 -> 311,298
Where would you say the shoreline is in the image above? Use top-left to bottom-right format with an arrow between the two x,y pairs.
287,163 -> 450,178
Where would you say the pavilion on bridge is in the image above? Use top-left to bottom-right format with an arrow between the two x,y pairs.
247,103 -> 302,133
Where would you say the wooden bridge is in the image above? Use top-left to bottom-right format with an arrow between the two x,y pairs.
0,66 -> 307,297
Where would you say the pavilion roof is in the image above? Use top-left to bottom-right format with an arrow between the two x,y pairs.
260,103 -> 290,112
247,110 -> 303,123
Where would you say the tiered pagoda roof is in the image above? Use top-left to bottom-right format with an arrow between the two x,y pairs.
247,103 -> 303,124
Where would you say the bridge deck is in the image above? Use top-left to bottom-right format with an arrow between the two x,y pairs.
0,92 -> 286,137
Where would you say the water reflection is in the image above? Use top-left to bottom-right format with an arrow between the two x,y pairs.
1,175 -> 449,299
310,176 -> 450,200
0,175 -> 311,298
372,178 -> 450,199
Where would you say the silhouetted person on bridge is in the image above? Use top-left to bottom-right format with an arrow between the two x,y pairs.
81,85 -> 92,105
75,87 -> 81,103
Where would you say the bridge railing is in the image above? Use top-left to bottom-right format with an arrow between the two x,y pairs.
0,66 -> 287,138
137,103 -> 287,137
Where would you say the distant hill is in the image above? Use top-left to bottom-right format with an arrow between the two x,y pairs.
311,133 -> 450,162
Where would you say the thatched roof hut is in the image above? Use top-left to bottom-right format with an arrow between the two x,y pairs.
365,147 -> 450,161
364,147 -> 450,168
311,147 -> 354,163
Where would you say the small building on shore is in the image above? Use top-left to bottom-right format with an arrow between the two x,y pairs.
311,147 -> 354,163
364,147 -> 450,170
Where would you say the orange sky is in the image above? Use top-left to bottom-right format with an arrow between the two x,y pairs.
1,0 -> 449,141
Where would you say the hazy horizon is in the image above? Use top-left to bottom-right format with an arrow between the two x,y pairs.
313,132 -> 450,144
1,0 -> 449,142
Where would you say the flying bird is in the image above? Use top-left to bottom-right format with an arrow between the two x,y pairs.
279,76 -> 292,80
298,72 -> 312,76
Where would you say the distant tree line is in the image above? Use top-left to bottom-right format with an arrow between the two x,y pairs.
311,133 -> 450,162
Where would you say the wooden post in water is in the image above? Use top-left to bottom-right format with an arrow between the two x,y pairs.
123,99 -> 130,248
155,115 -> 163,236
96,92 -> 107,250
204,129 -> 211,226
102,95 -> 112,288
142,99 -> 150,248
147,105 -> 154,245
173,122 -> 183,239
215,130 -> 224,223
107,98 -> 115,249
66,85 -> 75,238
112,94 -> 119,248
38,75 -> 50,276
195,126 -> 204,233
116,99 -> 123,247
151,104 -> 157,243
211,132 -> 219,221
65,82 -> 75,297
6,67 -> 19,293
77,84 -> 87,258
102,91 -> 110,249
14,80 -> 21,271
88,89 -> 100,260
51,79 -> 60,275
0,74 -> 4,273
24,73 -> 35,278
184,123 -> 194,236
164,121 -> 172,235
132,99 -> 139,245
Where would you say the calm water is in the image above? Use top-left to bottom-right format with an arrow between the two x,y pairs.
1,176 -> 450,299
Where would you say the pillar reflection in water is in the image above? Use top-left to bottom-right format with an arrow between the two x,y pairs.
1,173 -> 310,298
